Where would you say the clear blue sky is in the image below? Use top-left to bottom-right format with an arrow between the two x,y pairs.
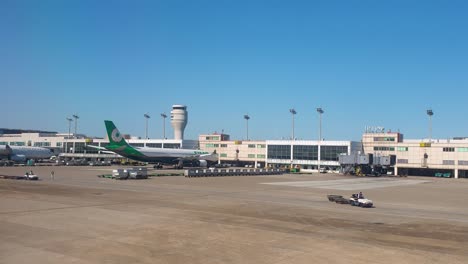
1,0 -> 467,141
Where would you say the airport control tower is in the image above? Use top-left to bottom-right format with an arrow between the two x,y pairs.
170,105 -> 188,140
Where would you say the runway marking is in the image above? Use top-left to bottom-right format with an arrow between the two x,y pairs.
261,178 -> 430,190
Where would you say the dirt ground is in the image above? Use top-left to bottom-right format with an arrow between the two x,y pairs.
1,166 -> 467,263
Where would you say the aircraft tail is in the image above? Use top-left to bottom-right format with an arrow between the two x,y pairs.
104,120 -> 129,147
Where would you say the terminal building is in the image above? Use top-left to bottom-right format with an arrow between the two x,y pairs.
198,134 -> 360,172
362,131 -> 468,178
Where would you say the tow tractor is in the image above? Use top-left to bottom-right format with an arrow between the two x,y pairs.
349,193 -> 373,208
24,172 -> 39,180
327,194 -> 373,208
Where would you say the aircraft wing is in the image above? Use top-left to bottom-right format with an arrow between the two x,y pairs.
86,145 -> 106,150
86,145 -> 116,154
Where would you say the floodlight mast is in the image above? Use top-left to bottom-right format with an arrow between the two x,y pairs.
72,114 -> 79,138
427,109 -> 434,142
66,117 -> 73,139
316,107 -> 324,172
160,113 -> 167,139
144,113 -> 151,139
289,108 -> 297,140
244,114 -> 250,140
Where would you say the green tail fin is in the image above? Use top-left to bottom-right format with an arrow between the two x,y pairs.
104,120 -> 129,147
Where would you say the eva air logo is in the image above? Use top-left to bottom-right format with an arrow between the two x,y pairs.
111,128 -> 123,142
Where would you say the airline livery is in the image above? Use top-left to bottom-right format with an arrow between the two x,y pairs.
101,120 -> 217,167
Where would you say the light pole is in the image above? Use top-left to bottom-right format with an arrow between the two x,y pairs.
144,113 -> 151,139
72,114 -> 79,138
427,109 -> 434,143
66,117 -> 72,153
161,113 -> 167,139
289,108 -> 297,140
244,114 -> 250,140
317,107 -> 324,172
66,117 -> 72,139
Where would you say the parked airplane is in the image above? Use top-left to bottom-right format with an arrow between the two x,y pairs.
0,145 -> 54,162
94,120 -> 218,168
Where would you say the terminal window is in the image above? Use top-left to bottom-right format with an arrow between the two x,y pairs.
268,145 -> 291,159
373,137 -> 395,142
321,146 -> 348,161
443,147 -> 455,152
373,146 -> 395,151
9,142 -> 25,146
293,145 -> 317,160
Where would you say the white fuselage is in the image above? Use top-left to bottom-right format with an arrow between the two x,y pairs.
0,145 -> 53,160
136,147 -> 218,162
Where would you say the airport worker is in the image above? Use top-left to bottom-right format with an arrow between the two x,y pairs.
50,170 -> 55,180
358,192 -> 363,199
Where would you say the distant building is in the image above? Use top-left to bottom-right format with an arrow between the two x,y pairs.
363,132 -> 468,178
199,133 -> 360,171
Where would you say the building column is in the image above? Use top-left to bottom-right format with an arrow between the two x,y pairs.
394,166 -> 398,176
455,169 -> 459,179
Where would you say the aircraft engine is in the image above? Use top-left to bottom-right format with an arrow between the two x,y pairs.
198,160 -> 208,167
0,145 -> 12,156
10,154 -> 27,162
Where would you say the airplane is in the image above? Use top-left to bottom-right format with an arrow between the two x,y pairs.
91,120 -> 218,168
0,144 -> 54,162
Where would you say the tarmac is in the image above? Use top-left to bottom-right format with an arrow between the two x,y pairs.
1,166 -> 467,263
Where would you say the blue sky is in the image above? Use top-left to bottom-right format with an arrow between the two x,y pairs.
1,0 -> 467,141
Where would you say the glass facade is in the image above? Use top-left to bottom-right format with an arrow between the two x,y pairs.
248,154 -> 255,158
267,145 -> 291,159
74,143 -> 86,153
397,147 -> 408,151
86,143 -> 99,153
374,146 -> 395,151
147,143 -> 162,148
293,145 -> 317,160
9,142 -> 25,146
248,144 -> 256,148
321,146 -> 348,161
34,142 -> 51,147
130,143 -> 144,147
443,147 -> 455,152
164,143 -> 181,149
373,137 -> 395,142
